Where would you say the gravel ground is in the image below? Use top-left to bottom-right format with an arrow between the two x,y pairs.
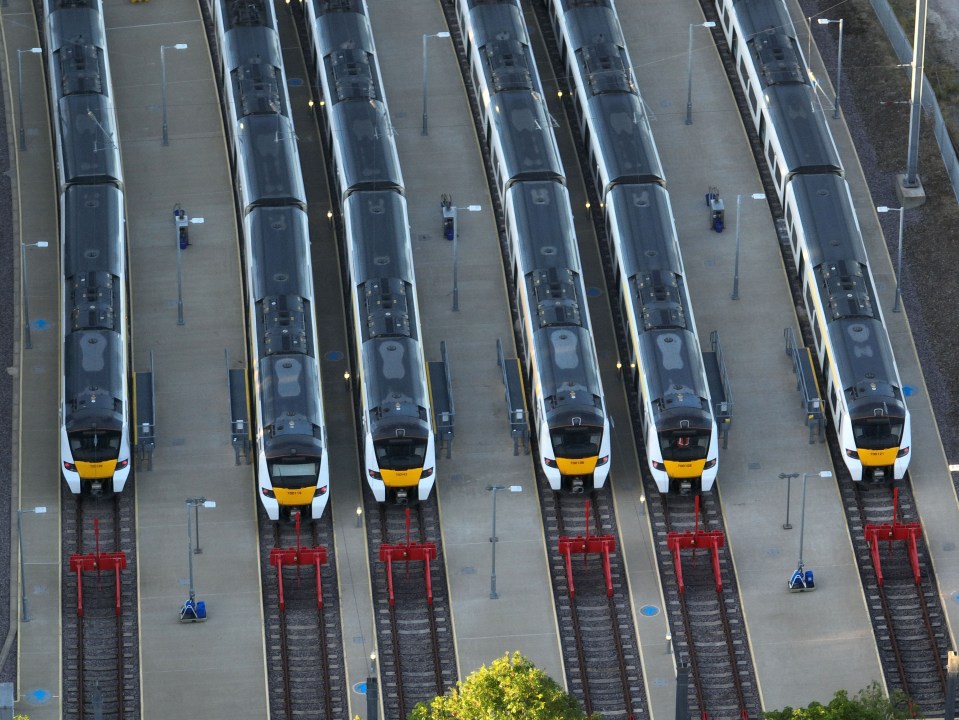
801,0 -> 959,466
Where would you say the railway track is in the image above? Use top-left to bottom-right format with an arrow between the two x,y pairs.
539,487 -> 648,720
648,490 -> 762,720
693,0 -> 954,711
259,511 -> 347,720
367,497 -> 456,719
61,487 -> 140,720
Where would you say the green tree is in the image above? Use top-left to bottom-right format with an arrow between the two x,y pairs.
409,651 -> 600,720
765,682 -> 917,720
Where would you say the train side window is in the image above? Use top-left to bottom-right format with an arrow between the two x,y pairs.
747,84 -> 758,114
822,352 -> 831,389
785,202 -> 793,229
738,56 -> 748,86
730,30 -> 737,55
774,164 -> 783,189
765,142 -> 775,171
829,384 -> 838,413
790,225 -> 799,257
805,286 -> 814,319
797,247 -> 805,280
759,115 -> 766,143
813,313 -> 822,349
724,8 -> 732,34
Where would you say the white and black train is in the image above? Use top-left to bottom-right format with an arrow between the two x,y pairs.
545,0 -> 720,493
304,0 -> 436,504
46,0 -> 133,495
212,0 -> 330,520
717,0 -> 910,481
456,0 -> 611,493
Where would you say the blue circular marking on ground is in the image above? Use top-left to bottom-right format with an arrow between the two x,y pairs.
953,591 -> 959,604
639,605 -> 659,617
34,318 -> 48,329
903,385 -> 915,397
353,682 -> 368,695
288,77 -> 304,87
26,688 -> 51,705
324,350 -> 344,362
585,286 -> 602,297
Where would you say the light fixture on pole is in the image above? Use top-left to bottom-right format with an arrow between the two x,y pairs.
448,203 -> 482,311
817,18 -> 843,119
181,497 -> 215,622
787,470 -> 832,591
685,22 -> 716,125
732,193 -> 765,300
160,43 -> 188,146
17,505 -> 47,622
876,205 -> 905,312
17,48 -> 42,151
486,484 -> 522,599
421,31 -> 451,136
778,472 -> 800,530
21,241 -> 49,350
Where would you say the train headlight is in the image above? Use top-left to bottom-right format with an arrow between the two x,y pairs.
543,457 -> 557,468
63,461 -> 77,472
651,460 -> 665,471
704,458 -> 717,470
261,487 -> 275,498
897,446 -> 910,458
317,485 -> 328,495
421,467 -> 434,478
845,449 -> 859,459
596,455 -> 609,467
116,459 -> 129,470
368,469 -> 382,480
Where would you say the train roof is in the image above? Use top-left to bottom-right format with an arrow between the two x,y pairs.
489,90 -> 564,183
55,96 -> 122,186
236,115 -> 306,207
507,182 -> 580,274
637,332 -> 711,421
328,101 -> 403,194
344,191 -> 414,284
246,207 -> 314,302
606,185 -> 681,278
587,94 -> 664,187
62,185 -> 124,278
532,326 -> 604,414
363,337 -> 430,438
787,175 -> 867,268
764,85 -> 841,174
225,37 -> 289,117
826,318 -> 903,410
219,0 -> 276,32
47,2 -> 106,53
732,0 -> 800,50
467,1 -> 530,57
258,354 -> 324,442
64,330 -> 123,429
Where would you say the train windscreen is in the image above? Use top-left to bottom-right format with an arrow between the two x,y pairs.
853,418 -> 904,450
551,425 -> 602,459
375,438 -> 427,471
269,460 -> 319,489
69,430 -> 121,462
658,431 -> 709,462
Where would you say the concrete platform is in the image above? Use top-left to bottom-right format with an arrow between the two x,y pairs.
102,2 -> 268,718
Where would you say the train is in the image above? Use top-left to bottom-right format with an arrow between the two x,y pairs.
212,0 -> 330,520
456,0 -> 611,493
46,0 -> 133,495
545,0 -> 721,494
303,0 -> 436,504
716,0 -> 910,481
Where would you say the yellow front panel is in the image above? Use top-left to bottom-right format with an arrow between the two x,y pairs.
381,468 -> 421,488
76,460 -> 117,481
664,459 -> 706,479
556,456 -> 598,476
859,447 -> 898,467
274,486 -> 317,506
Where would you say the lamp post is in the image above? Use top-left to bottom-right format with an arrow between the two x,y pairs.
184,498 -> 216,606
778,472 -> 800,530
486,484 -> 522,599
787,470 -> 832,590
876,205 -> 905,312
685,22 -> 716,125
450,204 -> 482,311
732,193 -> 765,300
160,43 -> 188,146
17,506 -> 47,622
817,18 -> 843,119
422,32 -> 450,136
17,48 -> 42,151
21,241 -> 49,350
367,652 -> 379,720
